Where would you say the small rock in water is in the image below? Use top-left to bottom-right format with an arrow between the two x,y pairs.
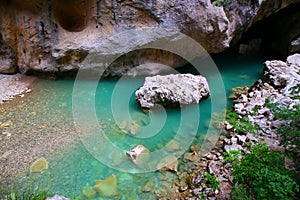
117,120 -> 127,129
82,186 -> 96,199
157,155 -> 179,172
30,157 -> 48,173
93,174 -> 118,197
184,152 -> 198,162
135,74 -> 210,108
142,181 -> 155,192
166,140 -> 181,152
126,145 -> 150,166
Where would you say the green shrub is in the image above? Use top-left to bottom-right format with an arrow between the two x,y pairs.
231,143 -> 299,200
230,184 -> 251,200
4,190 -> 51,200
226,109 -> 260,135
213,0 -> 228,7
204,172 -> 220,191
223,150 -> 241,168
266,101 -> 300,148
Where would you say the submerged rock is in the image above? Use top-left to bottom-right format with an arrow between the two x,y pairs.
126,145 -> 150,167
93,174 -> 118,197
30,157 -> 48,173
82,186 -> 96,200
157,155 -> 179,172
142,181 -> 155,193
135,74 -> 210,109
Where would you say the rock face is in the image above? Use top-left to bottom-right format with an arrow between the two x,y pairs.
0,0 -> 299,75
135,74 -> 209,108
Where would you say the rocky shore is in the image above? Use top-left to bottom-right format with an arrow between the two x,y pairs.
146,54 -> 300,199
0,54 -> 299,199
0,74 -> 37,104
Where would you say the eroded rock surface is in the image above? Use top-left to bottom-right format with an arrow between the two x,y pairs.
135,74 -> 210,108
0,0 -> 298,75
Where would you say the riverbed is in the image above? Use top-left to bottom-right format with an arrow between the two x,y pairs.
0,55 -> 264,199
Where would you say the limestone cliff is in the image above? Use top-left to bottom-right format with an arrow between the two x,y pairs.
0,0 -> 299,76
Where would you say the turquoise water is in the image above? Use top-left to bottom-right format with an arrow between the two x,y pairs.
0,55 -> 264,199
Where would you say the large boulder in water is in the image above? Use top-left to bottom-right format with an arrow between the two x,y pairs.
135,74 -> 210,109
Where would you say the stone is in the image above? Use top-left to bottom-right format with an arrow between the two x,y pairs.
126,145 -> 150,166
219,135 -> 227,141
30,157 -> 48,173
216,182 -> 231,200
93,174 -> 118,197
136,74 -> 210,109
166,140 -> 181,152
246,133 -> 258,142
289,38 -> 300,54
224,144 -> 242,152
117,120 -> 127,130
205,154 -> 216,160
129,121 -> 139,135
231,137 -> 238,144
82,186 -> 96,200
184,152 -> 198,162
1,150 -> 13,161
142,181 -> 155,192
46,195 -> 69,200
287,53 -> 300,67
157,155 -> 179,172
236,135 -> 247,144
224,121 -> 233,130
208,161 -> 223,176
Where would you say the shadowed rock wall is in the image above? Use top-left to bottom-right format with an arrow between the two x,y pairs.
0,0 -> 299,76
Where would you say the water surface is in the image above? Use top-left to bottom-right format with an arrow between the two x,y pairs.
0,55 -> 264,199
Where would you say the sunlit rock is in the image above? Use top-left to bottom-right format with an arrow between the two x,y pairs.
93,174 -> 118,197
30,157 -> 48,173
136,74 -> 210,109
184,152 -> 198,162
287,53 -> 300,67
126,145 -> 150,166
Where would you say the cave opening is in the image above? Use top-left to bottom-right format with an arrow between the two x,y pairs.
236,2 -> 300,59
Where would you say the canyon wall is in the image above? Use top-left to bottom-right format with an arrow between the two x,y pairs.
0,0 -> 299,76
